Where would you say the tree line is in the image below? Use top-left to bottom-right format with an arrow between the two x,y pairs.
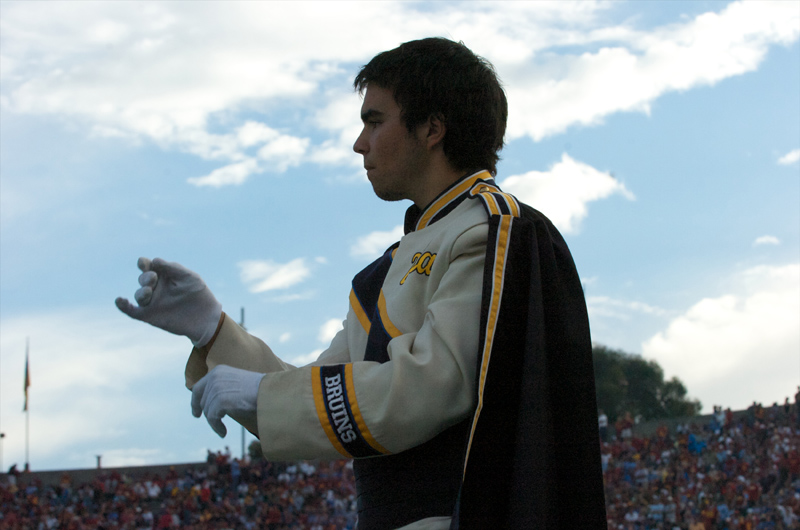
593,344 -> 702,424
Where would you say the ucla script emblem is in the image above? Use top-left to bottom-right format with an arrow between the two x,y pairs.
400,252 -> 436,285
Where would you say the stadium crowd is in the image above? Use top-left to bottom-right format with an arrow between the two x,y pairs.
0,450 -> 357,529
603,400 -> 800,529
1,398 -> 798,529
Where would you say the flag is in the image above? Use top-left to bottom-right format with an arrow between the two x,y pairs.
23,344 -> 30,412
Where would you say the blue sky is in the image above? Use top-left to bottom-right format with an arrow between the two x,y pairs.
1,0 -> 798,471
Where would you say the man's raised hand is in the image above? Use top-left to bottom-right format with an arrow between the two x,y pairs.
115,257 -> 222,347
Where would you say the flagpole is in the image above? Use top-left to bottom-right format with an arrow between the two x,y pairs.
0,332 -> 3,471
24,338 -> 30,472
239,308 -> 246,461
25,400 -> 29,472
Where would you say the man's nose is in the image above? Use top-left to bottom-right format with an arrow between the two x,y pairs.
353,127 -> 368,155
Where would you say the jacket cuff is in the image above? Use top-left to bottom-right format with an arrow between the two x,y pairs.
185,312 -> 226,389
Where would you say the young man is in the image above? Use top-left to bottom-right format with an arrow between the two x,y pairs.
117,38 -> 606,529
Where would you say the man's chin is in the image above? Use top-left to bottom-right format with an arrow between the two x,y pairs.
371,185 -> 406,202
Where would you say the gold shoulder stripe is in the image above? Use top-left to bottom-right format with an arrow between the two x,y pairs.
344,364 -> 391,455
311,367 -> 352,458
470,183 -> 520,218
478,191 -> 502,215
349,289 -> 371,334
377,290 -> 402,338
496,192 -> 521,217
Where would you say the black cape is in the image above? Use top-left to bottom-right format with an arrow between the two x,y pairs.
452,191 -> 607,529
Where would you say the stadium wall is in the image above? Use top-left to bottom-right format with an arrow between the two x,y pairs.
4,461 -> 208,488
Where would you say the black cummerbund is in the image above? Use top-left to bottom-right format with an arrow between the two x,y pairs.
353,420 -> 469,530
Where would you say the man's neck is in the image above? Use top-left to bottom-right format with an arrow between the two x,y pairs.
410,160 -> 464,209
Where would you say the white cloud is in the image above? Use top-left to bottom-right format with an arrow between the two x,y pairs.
188,159 -> 259,187
287,349 -> 324,367
586,296 -> 669,321
778,148 -> 800,165
2,1 -> 796,188
309,90 -> 364,167
351,225 -> 404,259
504,1 -> 800,140
237,121 -> 280,148
279,332 -> 291,343
256,134 -> 310,171
500,153 -> 634,233
183,122 -> 310,186
0,1 -> 391,184
281,316 -> 345,366
238,258 -> 311,293
754,235 -> 780,246
642,263 -> 800,413
318,318 -> 343,343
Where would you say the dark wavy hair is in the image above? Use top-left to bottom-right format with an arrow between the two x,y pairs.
354,37 -> 508,176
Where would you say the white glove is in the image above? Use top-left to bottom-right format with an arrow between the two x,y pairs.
115,257 -> 222,347
191,365 -> 264,437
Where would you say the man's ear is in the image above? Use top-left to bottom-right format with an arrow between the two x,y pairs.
425,113 -> 446,149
